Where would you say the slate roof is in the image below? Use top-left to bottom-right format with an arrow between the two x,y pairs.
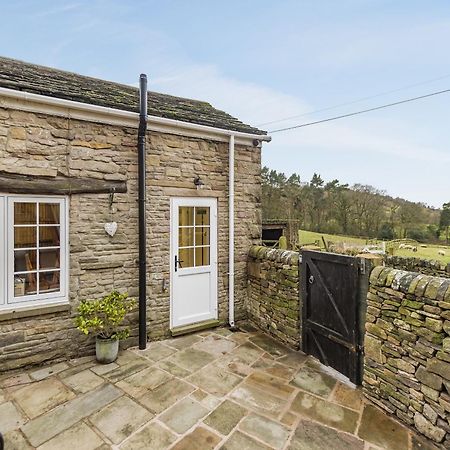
0,56 -> 266,135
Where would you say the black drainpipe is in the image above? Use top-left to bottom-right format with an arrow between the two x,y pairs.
138,74 -> 148,350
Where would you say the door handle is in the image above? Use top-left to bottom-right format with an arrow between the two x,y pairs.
175,255 -> 184,272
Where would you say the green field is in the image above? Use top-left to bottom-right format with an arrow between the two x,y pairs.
298,229 -> 450,264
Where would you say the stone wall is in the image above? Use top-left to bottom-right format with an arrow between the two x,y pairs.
364,266 -> 450,445
0,106 -> 262,371
385,256 -> 450,278
247,246 -> 300,349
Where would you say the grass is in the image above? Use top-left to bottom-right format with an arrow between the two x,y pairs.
298,229 -> 450,264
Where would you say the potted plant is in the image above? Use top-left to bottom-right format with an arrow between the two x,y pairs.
75,291 -> 135,363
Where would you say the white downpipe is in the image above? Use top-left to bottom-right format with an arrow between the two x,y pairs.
228,134 -> 235,327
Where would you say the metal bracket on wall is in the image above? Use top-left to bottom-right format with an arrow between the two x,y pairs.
359,258 -> 367,275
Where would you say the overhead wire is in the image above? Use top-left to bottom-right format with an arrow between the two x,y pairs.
258,73 -> 450,127
269,88 -> 450,134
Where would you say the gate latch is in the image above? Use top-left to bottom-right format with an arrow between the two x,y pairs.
359,259 -> 366,275
308,275 -> 315,285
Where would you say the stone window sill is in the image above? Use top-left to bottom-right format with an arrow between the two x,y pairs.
0,301 -> 70,322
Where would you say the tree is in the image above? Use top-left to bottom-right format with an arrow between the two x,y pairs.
378,223 -> 394,240
439,202 -> 450,244
260,166 -> 438,243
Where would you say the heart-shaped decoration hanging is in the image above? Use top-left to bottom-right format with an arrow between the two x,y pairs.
104,221 -> 118,237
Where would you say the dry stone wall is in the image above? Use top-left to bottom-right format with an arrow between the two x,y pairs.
385,256 -> 450,278
364,266 -> 450,445
0,106 -> 261,371
247,246 -> 300,349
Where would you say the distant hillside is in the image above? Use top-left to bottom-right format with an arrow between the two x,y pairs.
262,167 -> 443,243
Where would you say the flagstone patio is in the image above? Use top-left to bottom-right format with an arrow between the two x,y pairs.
0,326 -> 440,450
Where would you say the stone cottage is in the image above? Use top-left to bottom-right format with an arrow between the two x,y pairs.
0,57 -> 270,370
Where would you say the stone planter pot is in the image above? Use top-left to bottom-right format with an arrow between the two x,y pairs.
96,337 -> 119,364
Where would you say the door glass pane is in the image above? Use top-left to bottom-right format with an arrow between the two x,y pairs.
14,203 -> 36,224
179,247 -> 194,268
195,227 -> 210,246
39,271 -> 60,293
39,249 -> 60,270
14,227 -> 37,248
195,247 -> 210,267
179,207 -> 194,226
39,226 -> 60,247
14,249 -> 37,272
179,227 -> 194,247
195,207 -> 210,226
39,203 -> 60,224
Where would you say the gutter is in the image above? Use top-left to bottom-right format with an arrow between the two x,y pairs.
138,75 -> 148,350
0,87 -> 271,145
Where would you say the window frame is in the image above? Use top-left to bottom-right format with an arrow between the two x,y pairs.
0,194 -> 69,310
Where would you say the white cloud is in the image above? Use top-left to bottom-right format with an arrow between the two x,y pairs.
151,62 -> 450,163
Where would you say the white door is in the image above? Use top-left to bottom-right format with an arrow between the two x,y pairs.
170,197 -> 218,328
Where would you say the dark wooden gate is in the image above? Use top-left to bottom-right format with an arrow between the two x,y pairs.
302,250 -> 362,384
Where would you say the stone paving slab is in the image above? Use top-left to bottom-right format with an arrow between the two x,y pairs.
288,418 -> 365,450
221,430 -> 273,450
166,347 -> 215,372
159,397 -> 209,433
290,390 -> 360,434
0,326 -> 442,450
188,363 -> 242,396
331,381 -> 363,411
61,369 -> 104,394
119,422 -> 177,450
203,399 -> 247,435
231,381 -> 289,417
252,357 -> 297,380
89,395 -> 153,444
139,378 -> 195,414
239,413 -> 290,449
29,362 -> 69,381
9,377 -> 75,419
193,334 -> 237,356
171,426 -> 221,450
21,383 -> 122,447
249,334 -> 290,357
116,366 -> 172,398
37,421 -> 104,450
290,364 -> 337,397
0,401 -> 26,433
136,341 -> 177,361
358,404 -> 410,450
3,430 -> 33,450
246,371 -> 295,399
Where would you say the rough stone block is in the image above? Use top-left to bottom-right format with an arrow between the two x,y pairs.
414,413 -> 446,443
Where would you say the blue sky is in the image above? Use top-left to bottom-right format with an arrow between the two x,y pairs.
1,0 -> 449,207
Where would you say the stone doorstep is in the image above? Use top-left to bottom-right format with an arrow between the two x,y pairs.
170,319 -> 221,337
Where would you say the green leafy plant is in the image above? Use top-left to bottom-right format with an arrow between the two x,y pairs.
75,291 -> 136,340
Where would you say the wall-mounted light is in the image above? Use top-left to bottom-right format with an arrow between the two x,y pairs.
194,176 -> 205,190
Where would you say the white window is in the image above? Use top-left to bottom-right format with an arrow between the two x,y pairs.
0,195 -> 68,310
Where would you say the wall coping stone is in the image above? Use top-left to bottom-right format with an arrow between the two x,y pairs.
249,245 -> 299,265
370,267 -> 450,301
